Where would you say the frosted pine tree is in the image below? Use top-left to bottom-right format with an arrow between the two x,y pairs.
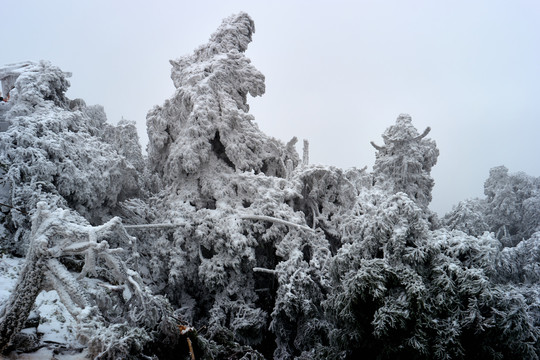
371,114 -> 439,211
441,198 -> 490,237
146,12 -> 298,190
483,166 -> 540,246
0,61 -> 183,358
140,12 -> 331,359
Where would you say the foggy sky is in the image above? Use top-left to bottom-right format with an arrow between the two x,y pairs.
2,0 -> 540,215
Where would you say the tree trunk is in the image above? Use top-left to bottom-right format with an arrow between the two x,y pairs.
0,250 -> 46,352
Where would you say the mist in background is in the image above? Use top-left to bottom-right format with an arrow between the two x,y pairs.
2,0 -> 539,215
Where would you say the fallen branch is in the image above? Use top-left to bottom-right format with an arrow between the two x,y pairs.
0,202 -> 175,355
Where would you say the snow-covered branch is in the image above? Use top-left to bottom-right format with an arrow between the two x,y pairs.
413,126 -> 431,141
240,214 -> 315,233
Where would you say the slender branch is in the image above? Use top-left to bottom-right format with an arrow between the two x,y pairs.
240,215 -> 315,233
97,282 -> 124,292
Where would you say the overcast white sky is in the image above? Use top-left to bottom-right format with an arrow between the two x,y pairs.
2,0 -> 540,215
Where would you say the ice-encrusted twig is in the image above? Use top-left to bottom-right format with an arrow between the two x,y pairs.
0,201 -> 27,214
413,126 -> 431,141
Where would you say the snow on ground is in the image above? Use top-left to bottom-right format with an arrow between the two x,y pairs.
1,347 -> 89,360
0,256 -> 21,303
0,255 -> 89,360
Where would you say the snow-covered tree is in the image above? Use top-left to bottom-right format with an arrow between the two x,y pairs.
136,13 -> 317,358
317,190 -> 539,359
441,198 -> 490,237
146,11 -> 298,190
484,166 -> 540,246
3,12 -> 540,360
0,61 -> 144,255
371,114 -> 439,211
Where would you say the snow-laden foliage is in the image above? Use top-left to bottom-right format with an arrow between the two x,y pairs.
492,231 -> 540,284
442,166 -> 540,247
371,114 -> 439,211
441,198 -> 490,237
138,170 -> 315,358
484,165 -> 540,246
318,191 -> 538,360
0,61 -> 144,254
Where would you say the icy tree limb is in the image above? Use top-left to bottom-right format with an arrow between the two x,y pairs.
372,127 -> 431,150
240,215 -> 315,233
370,141 -> 384,150
413,126 -> 431,141
0,202 -> 27,214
